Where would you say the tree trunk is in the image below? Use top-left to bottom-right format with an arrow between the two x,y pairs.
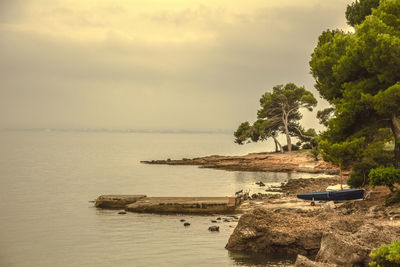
273,137 -> 278,152
390,113 -> 400,168
272,136 -> 283,153
282,113 -> 292,152
339,163 -> 343,190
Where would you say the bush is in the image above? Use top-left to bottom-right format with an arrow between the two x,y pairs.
302,143 -> 313,150
347,161 -> 378,188
283,144 -> 300,151
369,167 -> 400,192
385,191 -> 400,207
310,147 -> 319,161
370,240 -> 400,267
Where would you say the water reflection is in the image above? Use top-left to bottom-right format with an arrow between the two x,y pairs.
228,251 -> 296,267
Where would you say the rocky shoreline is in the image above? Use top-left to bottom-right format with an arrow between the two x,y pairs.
141,150 -> 339,174
137,150 -> 400,266
226,177 -> 400,266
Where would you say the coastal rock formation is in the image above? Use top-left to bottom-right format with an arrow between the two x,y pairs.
225,208 -> 327,256
141,151 -> 339,174
226,202 -> 400,266
315,222 -> 400,266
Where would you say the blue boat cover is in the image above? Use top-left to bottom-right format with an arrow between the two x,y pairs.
297,189 -> 364,201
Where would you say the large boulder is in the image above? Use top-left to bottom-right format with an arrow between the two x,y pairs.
225,208 -> 327,256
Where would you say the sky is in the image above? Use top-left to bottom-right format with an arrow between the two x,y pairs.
0,0 -> 353,131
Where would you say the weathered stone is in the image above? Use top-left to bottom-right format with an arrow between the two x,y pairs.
294,255 -> 338,267
225,208 -> 324,256
315,223 -> 400,266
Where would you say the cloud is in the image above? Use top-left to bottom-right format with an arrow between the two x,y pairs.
0,0 -> 353,130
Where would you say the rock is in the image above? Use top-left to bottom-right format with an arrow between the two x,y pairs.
216,217 -> 221,220
180,219 -> 186,222
256,181 -> 265,187
251,194 -> 258,199
223,218 -> 231,222
211,220 -> 217,223
183,222 -> 190,227
225,208 -> 324,256
294,255 -> 338,267
208,226 -> 220,232
315,222 -> 400,266
323,201 -> 336,210
118,211 -> 127,214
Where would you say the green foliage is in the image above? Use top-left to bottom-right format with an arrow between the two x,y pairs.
385,191 -> 400,206
370,240 -> 400,266
348,161 -> 378,187
234,122 -> 251,145
319,137 -> 365,169
310,0 -> 400,166
369,167 -> 400,192
311,147 -> 319,161
346,0 -> 380,26
234,83 -> 317,152
317,107 -> 335,127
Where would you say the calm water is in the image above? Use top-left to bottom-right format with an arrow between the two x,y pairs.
0,131 -> 323,267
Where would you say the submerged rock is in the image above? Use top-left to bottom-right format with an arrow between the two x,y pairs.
183,222 -> 190,227
208,226 -> 220,232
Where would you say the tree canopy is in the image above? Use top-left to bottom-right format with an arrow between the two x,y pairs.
345,0 -> 380,26
310,0 -> 400,167
234,83 -> 317,152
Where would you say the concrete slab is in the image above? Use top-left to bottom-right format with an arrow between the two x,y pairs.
95,195 -> 147,209
125,197 -> 237,214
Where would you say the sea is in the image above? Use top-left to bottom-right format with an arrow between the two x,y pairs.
0,130 -> 325,267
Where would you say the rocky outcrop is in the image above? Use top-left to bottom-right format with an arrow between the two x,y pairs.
226,206 -> 400,266
315,222 -> 400,266
141,151 -> 339,174
225,208 -> 328,256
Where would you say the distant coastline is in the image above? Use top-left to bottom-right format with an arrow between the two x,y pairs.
0,127 -> 232,135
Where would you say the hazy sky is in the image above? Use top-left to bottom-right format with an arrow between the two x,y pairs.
0,0 -> 353,131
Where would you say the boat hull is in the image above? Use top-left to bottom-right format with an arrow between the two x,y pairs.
297,189 -> 364,201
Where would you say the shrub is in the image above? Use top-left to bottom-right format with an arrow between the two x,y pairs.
370,240 -> 400,267
283,144 -> 300,151
369,167 -> 400,192
302,143 -> 313,150
347,161 -> 378,188
310,147 -> 319,161
385,191 -> 400,207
